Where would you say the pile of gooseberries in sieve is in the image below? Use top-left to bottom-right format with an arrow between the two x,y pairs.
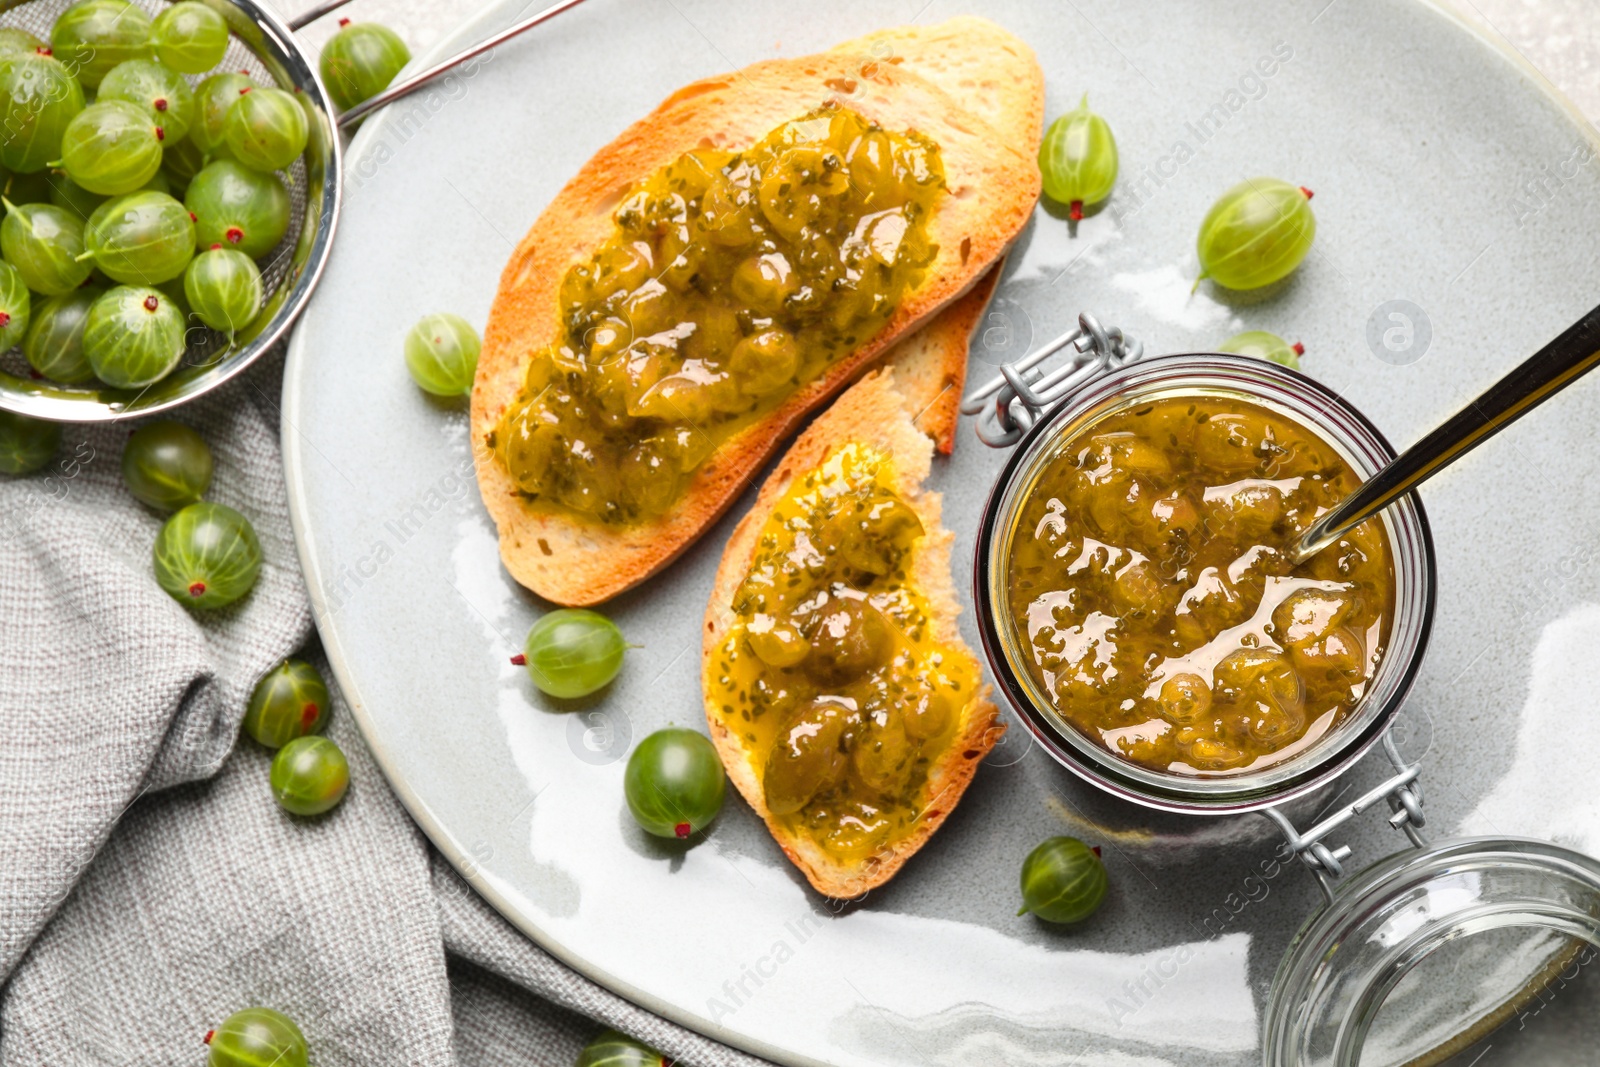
0,0 -> 410,404
0,0 -> 299,391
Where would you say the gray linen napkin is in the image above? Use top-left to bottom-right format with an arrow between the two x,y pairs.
0,356 -> 768,1067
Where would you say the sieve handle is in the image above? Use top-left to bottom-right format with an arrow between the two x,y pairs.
287,0 -> 356,32
332,0 -> 592,128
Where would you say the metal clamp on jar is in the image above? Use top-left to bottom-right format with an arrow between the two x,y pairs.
963,313 -> 1600,1067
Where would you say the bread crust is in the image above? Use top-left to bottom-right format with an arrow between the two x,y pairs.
471,23 -> 1041,606
837,17 -> 1045,454
701,368 -> 1001,897
882,267 -> 997,455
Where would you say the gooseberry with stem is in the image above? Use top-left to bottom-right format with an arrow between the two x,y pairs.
98,58 -> 195,143
1018,836 -> 1107,924
23,286 -> 101,383
151,2 -> 229,75
1195,178 -> 1316,291
1219,329 -> 1304,370
185,159 -> 290,258
57,99 -> 165,195
151,500 -> 261,609
319,20 -> 410,112
404,312 -> 479,396
83,284 -> 186,388
1038,93 -> 1118,221
243,658 -> 330,748
122,419 -> 212,510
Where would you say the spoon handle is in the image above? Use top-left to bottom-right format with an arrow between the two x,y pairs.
1295,300 -> 1600,562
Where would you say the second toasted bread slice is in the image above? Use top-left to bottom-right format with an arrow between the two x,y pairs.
702,369 -> 1001,897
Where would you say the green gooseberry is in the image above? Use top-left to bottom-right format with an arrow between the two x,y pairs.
243,658 -> 330,748
23,286 -> 101,383
404,312 -> 480,396
0,259 -> 32,349
98,58 -> 195,143
270,736 -> 349,816
624,728 -> 725,840
206,1007 -> 307,1067
190,71 -> 254,156
84,191 -> 196,284
0,53 -> 86,173
184,246 -> 261,332
57,99 -> 164,195
522,608 -> 628,699
1038,92 -> 1118,220
152,500 -> 261,609
51,0 -> 153,89
222,86 -> 307,173
151,2 -> 229,76
0,409 -> 60,475
2,199 -> 92,294
1018,836 -> 1108,924
1219,329 -> 1304,370
1195,178 -> 1317,291
122,419 -> 212,510
83,284 -> 186,388
185,159 -> 290,258
576,1030 -> 666,1067
319,21 -> 410,112
0,29 -> 46,56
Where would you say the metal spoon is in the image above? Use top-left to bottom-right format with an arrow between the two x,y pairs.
1292,301 -> 1600,564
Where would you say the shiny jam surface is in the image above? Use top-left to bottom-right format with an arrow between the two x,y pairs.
1006,393 -> 1395,776
708,443 -> 978,862
491,107 -> 945,525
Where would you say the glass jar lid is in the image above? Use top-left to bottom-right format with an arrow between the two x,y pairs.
1264,836 -> 1600,1066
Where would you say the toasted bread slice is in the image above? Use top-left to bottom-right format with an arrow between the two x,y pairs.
701,368 -> 1001,897
842,17 -> 1045,453
473,24 -> 1041,606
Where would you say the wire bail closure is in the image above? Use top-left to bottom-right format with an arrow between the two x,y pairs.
1263,733 -> 1429,905
960,311 -> 1144,447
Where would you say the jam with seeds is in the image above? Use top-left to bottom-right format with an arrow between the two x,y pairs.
1006,394 -> 1395,775
708,443 -> 978,862
491,106 -> 944,525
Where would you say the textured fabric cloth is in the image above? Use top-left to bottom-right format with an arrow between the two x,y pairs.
0,355 -> 768,1067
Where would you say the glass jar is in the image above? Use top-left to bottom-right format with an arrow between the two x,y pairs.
965,315 -> 1600,1066
1267,837 -> 1600,1066
973,349 -> 1435,813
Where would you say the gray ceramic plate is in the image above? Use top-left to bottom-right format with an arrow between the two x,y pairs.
283,1 -> 1600,1063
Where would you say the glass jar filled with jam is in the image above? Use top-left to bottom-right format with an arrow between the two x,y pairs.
971,339 -> 1434,812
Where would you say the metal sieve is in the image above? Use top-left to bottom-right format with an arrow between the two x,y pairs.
0,0 -> 339,423
0,0 -> 587,423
